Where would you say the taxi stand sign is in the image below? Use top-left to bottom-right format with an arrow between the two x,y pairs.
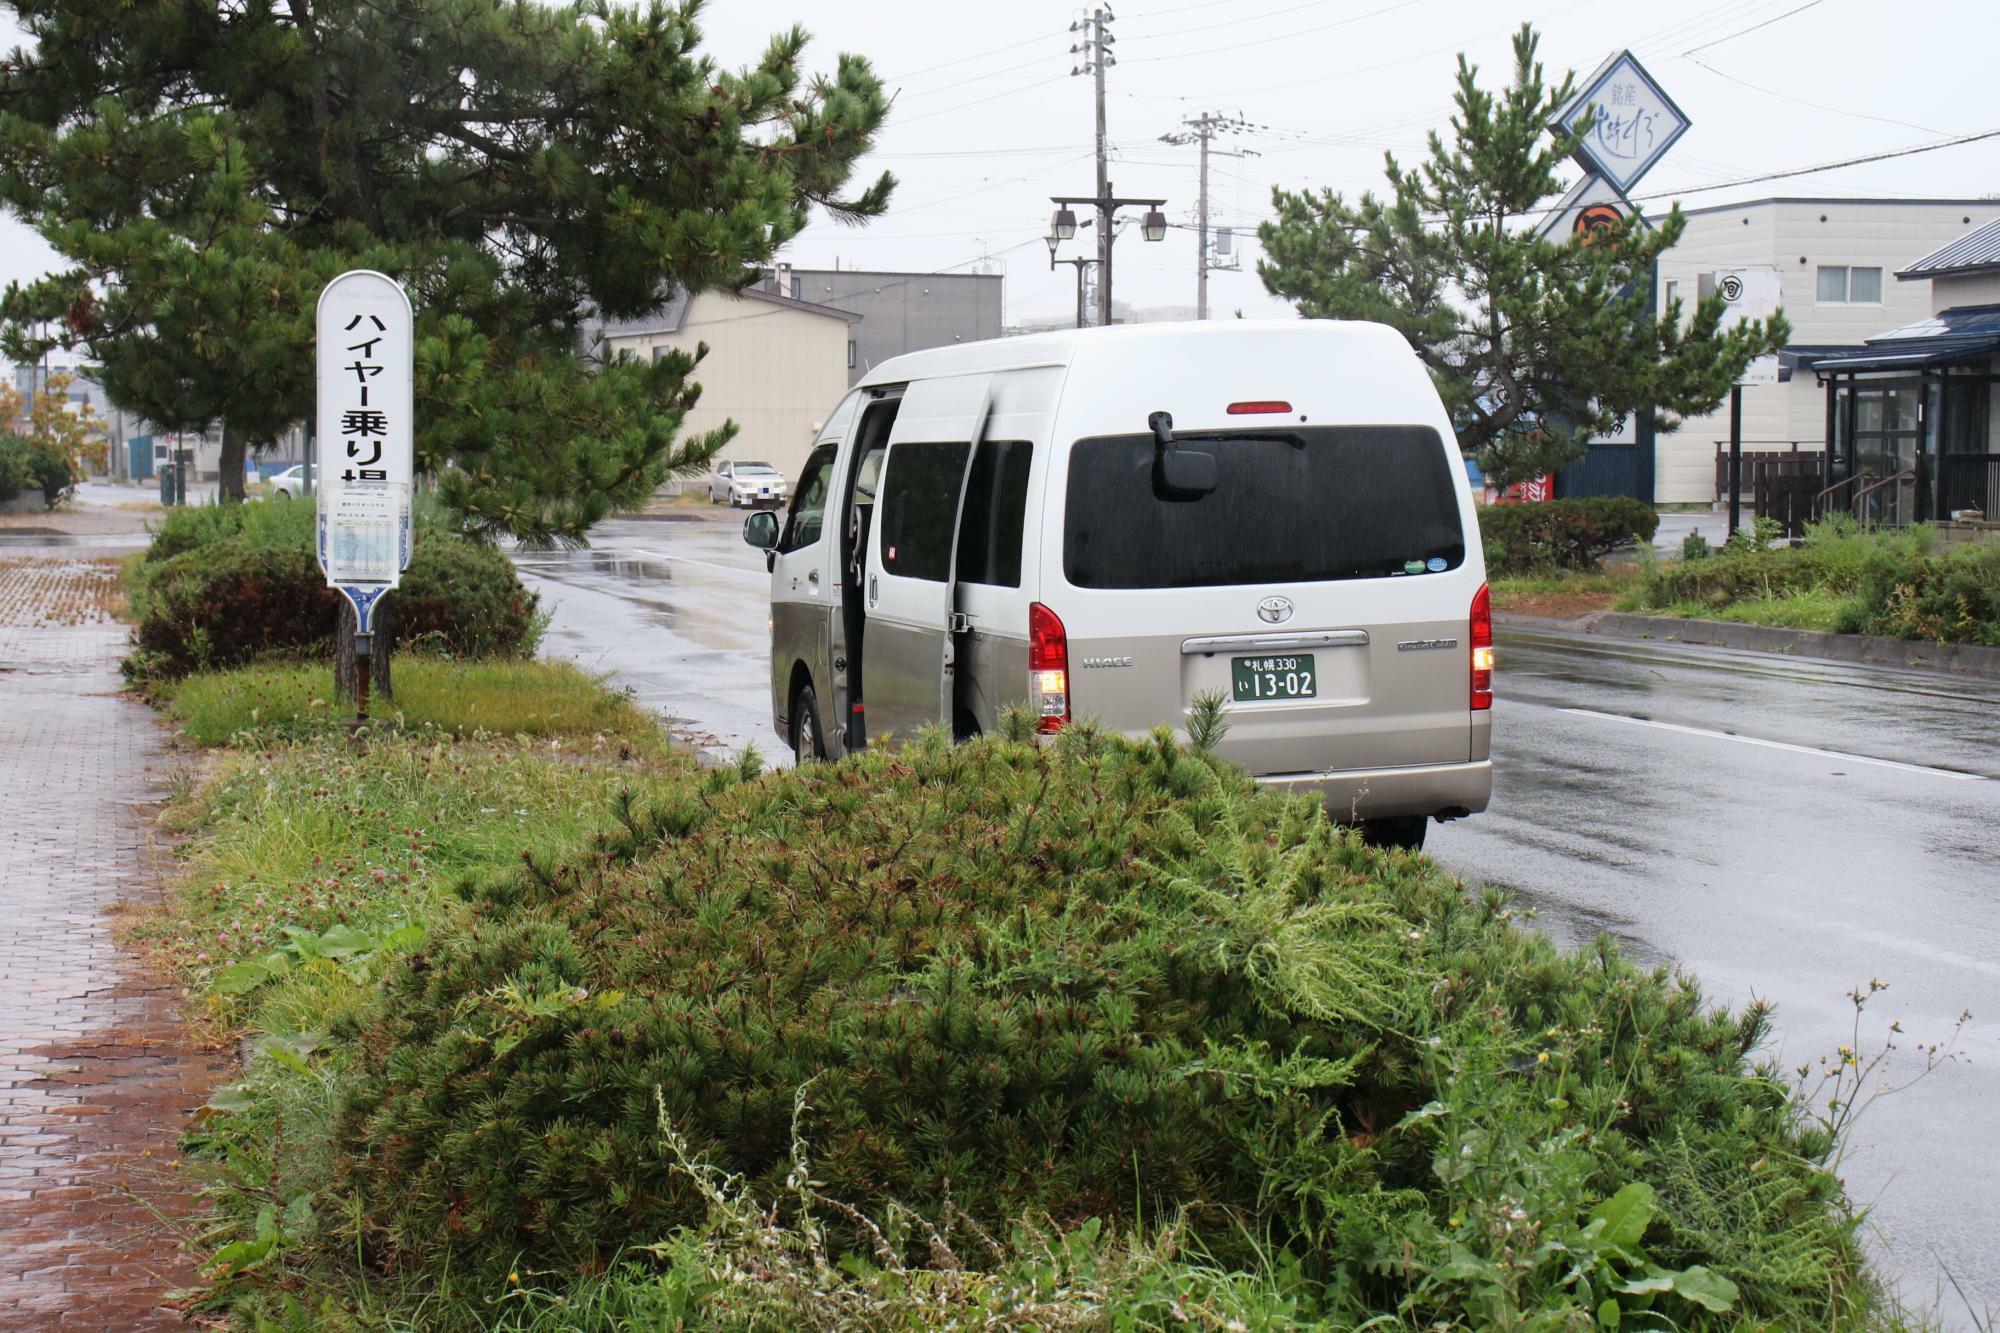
315,269 -> 414,640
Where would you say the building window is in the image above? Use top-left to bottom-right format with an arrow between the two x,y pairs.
1662,279 -> 1679,309
1817,265 -> 1883,304
846,340 -> 857,369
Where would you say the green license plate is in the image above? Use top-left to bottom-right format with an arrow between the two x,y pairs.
1231,654 -> 1317,702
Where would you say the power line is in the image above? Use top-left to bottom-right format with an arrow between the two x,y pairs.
1122,0 -> 1425,66
1121,0 -> 1413,44
892,151 -> 1098,214
891,74 -> 1072,127
1136,125 -> 2000,232
883,31 -> 1066,82
1626,125 -> 2000,202
1114,0 -> 1598,103
1682,0 -> 1827,55
1683,55 -> 1951,138
895,54 -> 1054,101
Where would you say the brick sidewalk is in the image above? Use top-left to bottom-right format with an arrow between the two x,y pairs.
0,555 -> 228,1328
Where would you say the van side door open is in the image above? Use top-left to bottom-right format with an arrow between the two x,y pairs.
860,373 -> 991,743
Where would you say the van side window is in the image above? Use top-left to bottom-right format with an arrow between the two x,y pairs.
877,440 -> 970,581
955,440 -> 1033,588
779,445 -> 836,552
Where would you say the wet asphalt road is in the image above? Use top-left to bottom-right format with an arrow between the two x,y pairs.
518,510 -> 2000,1321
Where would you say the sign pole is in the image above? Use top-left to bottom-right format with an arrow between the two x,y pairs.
1728,385 -> 1744,537
315,270 -> 415,724
354,632 -> 372,721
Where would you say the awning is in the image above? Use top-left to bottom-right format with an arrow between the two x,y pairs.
1810,339 -> 2000,375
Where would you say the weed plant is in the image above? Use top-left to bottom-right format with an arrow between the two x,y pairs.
1634,518 -> 2000,645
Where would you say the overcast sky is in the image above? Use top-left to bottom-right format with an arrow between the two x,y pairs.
5,0 -> 1998,328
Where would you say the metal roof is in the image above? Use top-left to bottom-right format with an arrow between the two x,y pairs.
1898,217 -> 2000,278
1805,303 -> 2000,375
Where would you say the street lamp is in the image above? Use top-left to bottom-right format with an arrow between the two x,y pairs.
1047,222 -> 1095,330
1050,190 -> 1168,326
1050,207 -> 1078,241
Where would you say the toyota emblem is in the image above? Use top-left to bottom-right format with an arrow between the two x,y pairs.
1256,596 -> 1294,625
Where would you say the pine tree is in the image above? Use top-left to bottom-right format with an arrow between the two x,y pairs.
1256,26 -> 1787,489
0,0 -> 892,527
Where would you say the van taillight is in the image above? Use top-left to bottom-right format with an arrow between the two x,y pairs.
1470,582 -> 1494,711
1028,601 -> 1070,733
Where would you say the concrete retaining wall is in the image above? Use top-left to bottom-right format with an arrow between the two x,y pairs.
1585,612 -> 2000,678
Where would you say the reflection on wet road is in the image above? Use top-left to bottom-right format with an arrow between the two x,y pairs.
521,516 -> 2000,1321
511,513 -> 780,762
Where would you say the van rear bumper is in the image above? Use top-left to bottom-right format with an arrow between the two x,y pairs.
1255,759 -> 1492,823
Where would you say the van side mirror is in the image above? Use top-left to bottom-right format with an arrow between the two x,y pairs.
742,510 -> 779,550
1147,409 -> 1217,498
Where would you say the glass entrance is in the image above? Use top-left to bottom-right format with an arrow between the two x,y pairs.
1848,381 -> 1923,525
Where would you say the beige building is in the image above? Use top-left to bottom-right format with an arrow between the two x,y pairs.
1652,197 -> 2000,504
590,286 -> 859,484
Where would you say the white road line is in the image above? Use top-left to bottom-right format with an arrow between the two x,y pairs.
1559,707 -> 1987,782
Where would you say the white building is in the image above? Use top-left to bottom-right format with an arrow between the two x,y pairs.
588,286 -> 860,484
1652,197 -> 2000,504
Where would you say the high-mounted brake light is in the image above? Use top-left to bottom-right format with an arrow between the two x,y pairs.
1226,400 -> 1293,415
1470,583 -> 1494,711
1028,601 -> 1070,734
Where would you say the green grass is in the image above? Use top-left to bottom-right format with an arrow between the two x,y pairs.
159,658 -> 669,754
1489,564 -> 1643,618
1638,588 -> 1860,632
148,680 -> 695,1326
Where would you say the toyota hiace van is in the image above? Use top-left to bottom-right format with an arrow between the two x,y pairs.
743,320 -> 1491,848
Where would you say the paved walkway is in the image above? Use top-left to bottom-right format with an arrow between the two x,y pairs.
0,550 -> 226,1328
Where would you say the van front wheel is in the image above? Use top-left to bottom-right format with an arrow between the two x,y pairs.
1359,816 -> 1427,852
791,684 -> 826,763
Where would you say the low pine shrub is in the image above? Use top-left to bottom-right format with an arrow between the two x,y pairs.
333,724 -> 1871,1324
1479,496 -> 1660,575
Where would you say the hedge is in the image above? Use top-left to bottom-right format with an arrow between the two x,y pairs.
127,496 -> 538,678
1479,496 -> 1660,575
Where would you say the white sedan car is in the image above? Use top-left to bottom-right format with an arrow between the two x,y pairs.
708,460 -> 789,508
265,463 -> 318,499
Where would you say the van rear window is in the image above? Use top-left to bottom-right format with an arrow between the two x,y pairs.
1062,426 -> 1464,590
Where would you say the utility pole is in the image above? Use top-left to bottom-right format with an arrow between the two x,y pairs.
1089,8 -> 1110,326
1055,5 -> 1166,328
1161,112 -> 1254,320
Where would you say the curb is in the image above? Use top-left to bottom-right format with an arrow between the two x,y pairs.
1576,611 -> 2000,679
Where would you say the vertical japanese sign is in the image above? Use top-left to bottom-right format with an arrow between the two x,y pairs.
315,271 -> 414,633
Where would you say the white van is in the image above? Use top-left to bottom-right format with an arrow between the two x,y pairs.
743,320 -> 1491,848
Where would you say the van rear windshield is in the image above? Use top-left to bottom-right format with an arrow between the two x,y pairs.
1063,426 -> 1464,590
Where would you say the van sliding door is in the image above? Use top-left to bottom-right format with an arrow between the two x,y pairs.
861,374 -> 990,743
